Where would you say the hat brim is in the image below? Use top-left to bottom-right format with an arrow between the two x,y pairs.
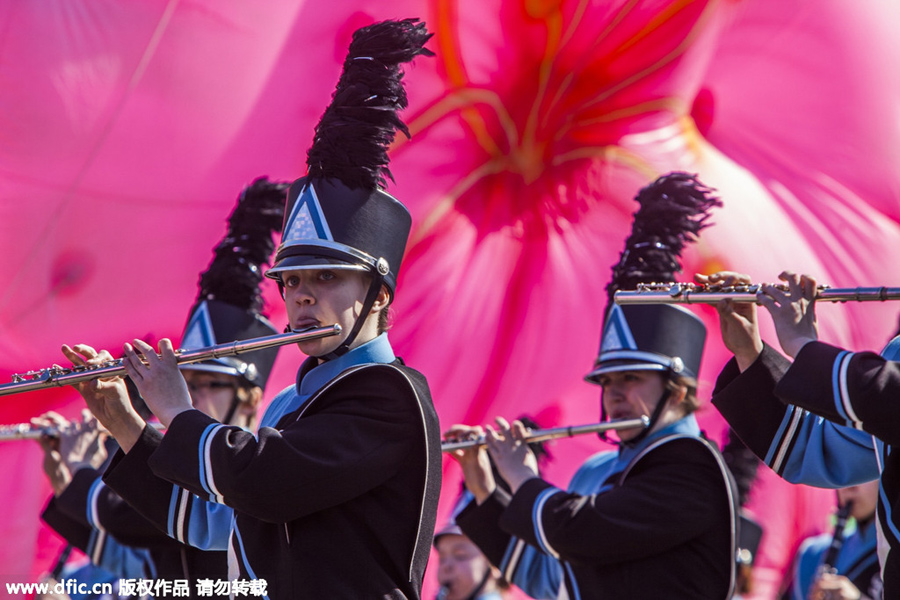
180,361 -> 243,378
585,361 -> 668,383
585,349 -> 689,383
266,240 -> 377,280
265,255 -> 369,277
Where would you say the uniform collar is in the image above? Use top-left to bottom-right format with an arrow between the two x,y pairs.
297,333 -> 396,395
616,414 -> 701,465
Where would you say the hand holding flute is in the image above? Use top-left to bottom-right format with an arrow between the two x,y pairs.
32,409 -> 108,496
697,270 -> 820,362
694,272 -> 764,372
444,417 -> 541,503
61,342 -> 147,453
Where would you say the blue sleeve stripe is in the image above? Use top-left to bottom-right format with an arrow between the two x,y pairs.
167,486 -> 178,538
767,405 -> 805,476
532,487 -> 562,559
833,351 -> 864,429
500,538 -> 525,583
86,478 -> 106,532
198,423 -> 226,503
562,562 -> 582,600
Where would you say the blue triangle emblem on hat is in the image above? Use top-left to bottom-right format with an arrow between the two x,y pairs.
283,184 -> 333,244
600,305 -> 637,352
181,301 -> 217,350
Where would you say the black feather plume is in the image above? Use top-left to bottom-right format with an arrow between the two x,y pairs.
196,177 -> 289,312
306,18 -> 433,190
606,172 -> 721,305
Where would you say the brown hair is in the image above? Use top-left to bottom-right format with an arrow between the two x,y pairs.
666,375 -> 700,415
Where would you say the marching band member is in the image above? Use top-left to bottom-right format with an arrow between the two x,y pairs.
37,177 -> 286,596
789,481 -> 882,600
445,174 -> 739,599
434,523 -> 510,600
706,269 -> 900,597
64,19 -> 441,599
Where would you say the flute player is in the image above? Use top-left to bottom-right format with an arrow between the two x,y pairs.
444,174 -> 739,599
61,20 -> 441,599
704,269 -> 899,598
36,178 -> 284,595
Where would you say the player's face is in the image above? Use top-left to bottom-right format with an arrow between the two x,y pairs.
182,370 -> 240,423
837,479 -> 880,522
436,534 -> 496,600
281,268 -> 374,358
597,369 -> 668,441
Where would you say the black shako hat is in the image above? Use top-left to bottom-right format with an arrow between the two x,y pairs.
180,299 -> 280,389
267,177 -> 411,299
265,18 -> 432,358
266,18 -> 433,300
587,303 -> 706,379
180,177 -> 288,389
585,172 -> 720,383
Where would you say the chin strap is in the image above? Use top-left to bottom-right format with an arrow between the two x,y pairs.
461,567 -> 492,600
222,391 -> 241,427
319,259 -> 388,362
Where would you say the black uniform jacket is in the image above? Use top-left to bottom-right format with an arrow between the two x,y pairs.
457,430 -> 737,599
102,359 -> 442,599
42,464 -> 227,596
712,342 -> 900,598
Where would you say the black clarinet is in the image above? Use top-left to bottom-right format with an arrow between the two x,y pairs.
819,501 -> 853,575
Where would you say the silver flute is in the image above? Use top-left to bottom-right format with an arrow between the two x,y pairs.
0,421 -> 166,441
614,282 -> 900,305
0,324 -> 342,398
441,416 -> 650,452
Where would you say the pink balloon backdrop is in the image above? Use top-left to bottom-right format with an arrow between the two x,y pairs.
2,1 -> 900,598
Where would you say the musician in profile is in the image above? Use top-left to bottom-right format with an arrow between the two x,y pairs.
445,173 -> 739,599
62,19 -> 441,599
704,270 -> 900,596
788,481 -> 882,600
36,177 -> 286,595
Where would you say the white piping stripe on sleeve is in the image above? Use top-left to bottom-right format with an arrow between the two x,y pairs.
90,530 -> 106,565
203,424 -> 226,504
502,539 -> 526,583
88,480 -> 106,533
771,408 -> 804,475
176,488 -> 190,543
533,488 -> 562,559
838,353 -> 864,429
874,437 -> 884,474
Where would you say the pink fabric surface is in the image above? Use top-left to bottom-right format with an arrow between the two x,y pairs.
2,1 -> 899,598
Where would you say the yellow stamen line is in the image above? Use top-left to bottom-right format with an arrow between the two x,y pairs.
572,1 -> 717,115
551,145 -> 657,180
407,159 -> 509,246
612,0 -> 703,56
540,0 -> 642,126
435,0 -> 467,87
398,88 -> 520,156
571,97 -> 686,129
524,7 -> 564,150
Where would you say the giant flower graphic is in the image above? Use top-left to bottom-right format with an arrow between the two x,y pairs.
1,1 -> 899,597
